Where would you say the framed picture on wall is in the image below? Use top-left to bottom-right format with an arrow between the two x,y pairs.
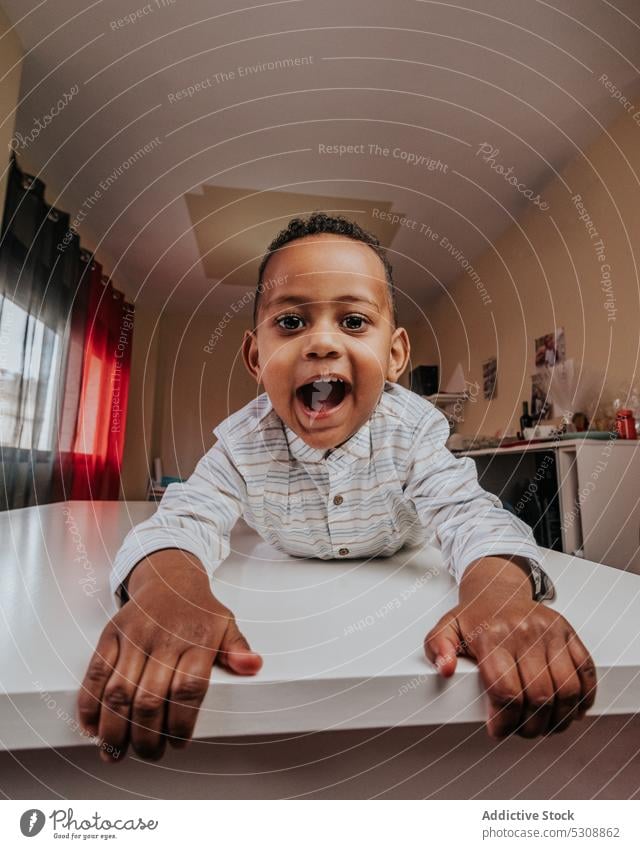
534,327 -> 566,368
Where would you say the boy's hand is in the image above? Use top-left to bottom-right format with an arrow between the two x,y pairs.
77,550 -> 262,762
423,556 -> 597,739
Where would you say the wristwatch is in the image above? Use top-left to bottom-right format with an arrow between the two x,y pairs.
524,558 -> 556,602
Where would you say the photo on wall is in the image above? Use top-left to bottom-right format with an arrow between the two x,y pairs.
534,327 -> 566,368
482,357 -> 497,400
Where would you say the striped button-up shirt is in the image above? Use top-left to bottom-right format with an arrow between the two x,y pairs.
110,381 -> 555,606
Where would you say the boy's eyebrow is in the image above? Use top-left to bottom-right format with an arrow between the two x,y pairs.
265,294 -> 382,311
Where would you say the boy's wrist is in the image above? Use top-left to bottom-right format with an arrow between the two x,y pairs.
124,548 -> 211,600
459,555 -> 534,605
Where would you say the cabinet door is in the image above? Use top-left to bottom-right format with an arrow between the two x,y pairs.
578,443 -> 640,574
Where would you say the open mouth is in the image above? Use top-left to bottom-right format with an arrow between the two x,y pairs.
295,377 -> 352,416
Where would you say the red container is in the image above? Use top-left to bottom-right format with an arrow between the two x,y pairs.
615,409 -> 637,439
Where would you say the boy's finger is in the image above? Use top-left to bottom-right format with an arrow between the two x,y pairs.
218,618 -> 263,675
98,644 -> 147,762
515,647 -> 554,738
428,636 -> 459,676
476,645 -> 524,739
77,631 -> 119,737
130,651 -> 179,760
166,646 -> 215,747
424,612 -> 462,676
546,638 -> 581,733
565,630 -> 597,717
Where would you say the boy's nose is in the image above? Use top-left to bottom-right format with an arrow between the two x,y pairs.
301,328 -> 343,359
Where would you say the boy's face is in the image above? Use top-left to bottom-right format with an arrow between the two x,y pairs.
242,233 -> 410,451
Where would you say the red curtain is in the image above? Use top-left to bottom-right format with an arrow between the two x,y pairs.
70,259 -> 134,500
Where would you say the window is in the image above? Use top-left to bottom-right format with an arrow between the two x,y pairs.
0,297 -> 62,451
73,352 -> 105,455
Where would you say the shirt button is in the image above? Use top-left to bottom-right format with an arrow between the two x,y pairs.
338,547 -> 349,556
333,494 -> 344,505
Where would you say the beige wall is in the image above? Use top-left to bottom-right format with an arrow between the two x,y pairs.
405,105 -> 640,437
151,308 -> 257,479
0,8 -> 23,209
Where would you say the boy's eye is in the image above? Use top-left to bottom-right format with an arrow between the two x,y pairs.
275,313 -> 304,330
341,314 -> 368,330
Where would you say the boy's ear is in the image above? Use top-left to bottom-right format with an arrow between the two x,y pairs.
242,328 -> 261,384
386,326 -> 411,382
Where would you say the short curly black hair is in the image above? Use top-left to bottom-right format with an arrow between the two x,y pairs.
253,212 -> 397,329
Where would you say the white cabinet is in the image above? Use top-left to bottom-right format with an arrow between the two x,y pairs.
576,441 -> 640,573
461,439 -> 640,575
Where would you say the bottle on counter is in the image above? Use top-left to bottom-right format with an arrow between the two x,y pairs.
519,401 -> 533,438
615,409 -> 637,440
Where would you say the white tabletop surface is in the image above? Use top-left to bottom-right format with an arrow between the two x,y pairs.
2,501 -> 640,751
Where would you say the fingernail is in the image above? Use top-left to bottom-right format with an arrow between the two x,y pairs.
99,749 -> 112,763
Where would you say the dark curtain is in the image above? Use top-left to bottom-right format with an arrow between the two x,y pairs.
0,153 -> 133,510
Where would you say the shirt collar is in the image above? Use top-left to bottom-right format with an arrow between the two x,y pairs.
283,419 -> 371,464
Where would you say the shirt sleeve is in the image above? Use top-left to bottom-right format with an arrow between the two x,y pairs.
109,429 -> 246,608
404,407 -> 556,602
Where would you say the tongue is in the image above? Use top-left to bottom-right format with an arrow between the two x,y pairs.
302,380 -> 345,411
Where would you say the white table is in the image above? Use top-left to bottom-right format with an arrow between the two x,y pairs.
1,501 -> 639,799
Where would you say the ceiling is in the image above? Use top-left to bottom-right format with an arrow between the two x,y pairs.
2,0 -> 639,320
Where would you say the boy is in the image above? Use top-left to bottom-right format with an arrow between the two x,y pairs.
77,213 -> 596,762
